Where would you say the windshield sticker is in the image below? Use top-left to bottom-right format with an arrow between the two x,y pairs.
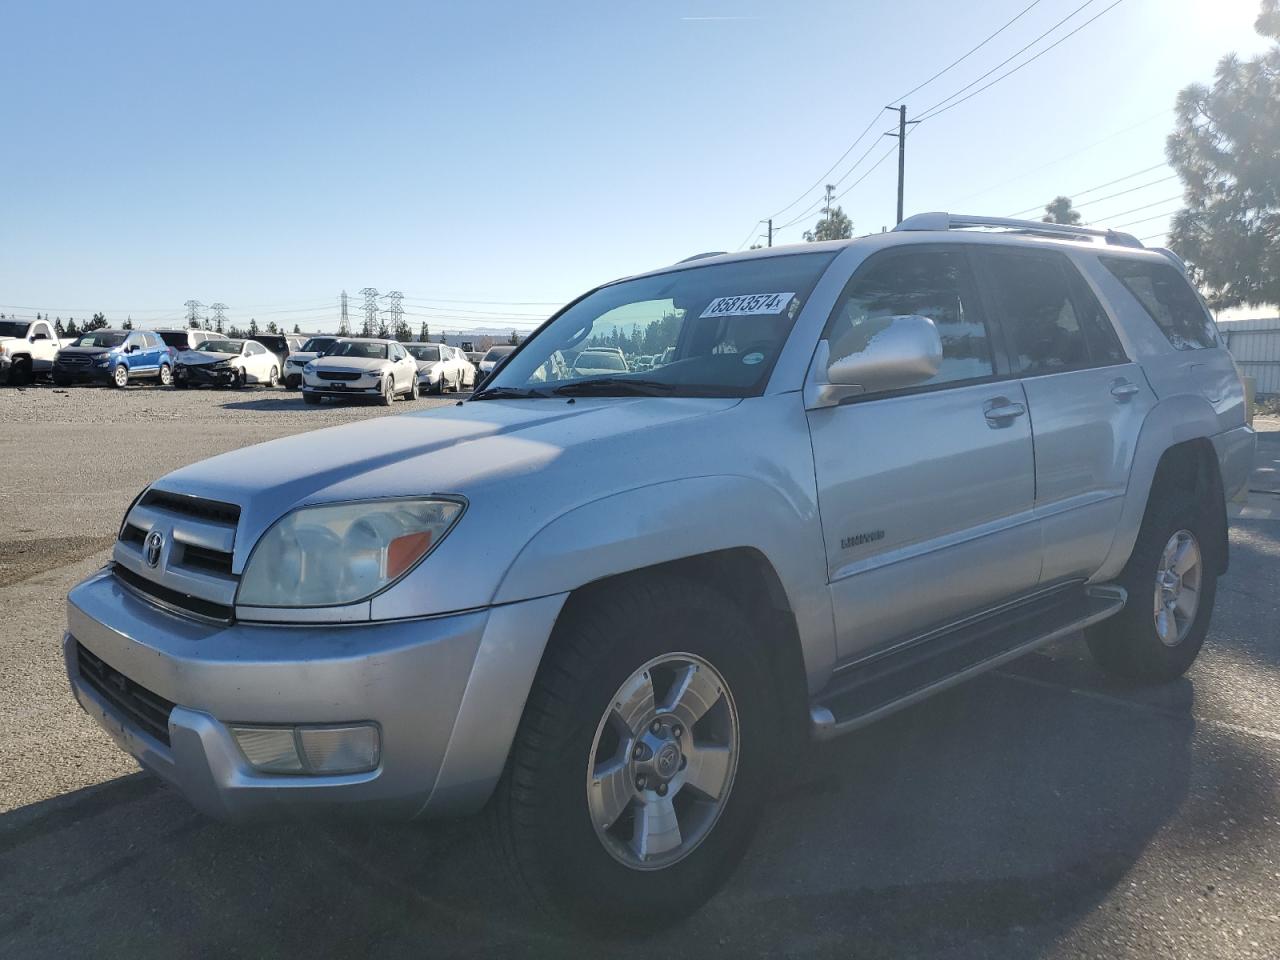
699,292 -> 795,319
742,352 -> 764,365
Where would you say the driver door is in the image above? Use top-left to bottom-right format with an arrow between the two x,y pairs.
806,245 -> 1041,662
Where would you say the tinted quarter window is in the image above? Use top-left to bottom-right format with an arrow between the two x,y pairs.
983,251 -> 1088,375
1100,257 -> 1217,350
826,249 -> 995,388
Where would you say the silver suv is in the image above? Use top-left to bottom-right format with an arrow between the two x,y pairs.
63,213 -> 1254,929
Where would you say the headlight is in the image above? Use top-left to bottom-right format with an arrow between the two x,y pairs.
236,498 -> 464,608
304,362 -> 316,373
93,355 -> 111,366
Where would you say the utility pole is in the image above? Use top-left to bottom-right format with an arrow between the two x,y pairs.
883,105 -> 918,225
767,218 -> 773,248
823,184 -> 834,224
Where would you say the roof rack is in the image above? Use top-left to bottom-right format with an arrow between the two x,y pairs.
677,251 -> 729,264
893,212 -> 1144,249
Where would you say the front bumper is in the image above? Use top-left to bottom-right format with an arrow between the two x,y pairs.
178,364 -> 237,386
65,568 -> 566,821
301,372 -> 382,398
53,362 -> 104,382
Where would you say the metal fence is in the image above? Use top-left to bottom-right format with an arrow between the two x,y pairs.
1219,318 -> 1280,397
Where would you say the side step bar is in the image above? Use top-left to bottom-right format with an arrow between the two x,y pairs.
809,583 -> 1126,741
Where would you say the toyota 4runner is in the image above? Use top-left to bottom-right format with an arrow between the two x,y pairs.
64,213 -> 1255,929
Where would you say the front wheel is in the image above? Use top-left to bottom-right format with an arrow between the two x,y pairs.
1086,487 -> 1219,683
158,363 -> 172,387
405,376 -> 418,401
491,576 -> 776,930
379,376 -> 394,406
112,364 -> 129,388
267,366 -> 279,388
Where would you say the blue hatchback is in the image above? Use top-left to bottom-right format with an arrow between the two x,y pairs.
53,330 -> 174,388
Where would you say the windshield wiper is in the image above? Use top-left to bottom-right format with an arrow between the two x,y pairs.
551,378 -> 678,397
470,385 -> 549,401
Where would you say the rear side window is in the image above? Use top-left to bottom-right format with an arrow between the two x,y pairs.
981,251 -> 1087,374
1100,257 -> 1217,350
826,249 -> 996,389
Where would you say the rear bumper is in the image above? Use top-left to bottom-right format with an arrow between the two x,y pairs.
65,567 -> 566,821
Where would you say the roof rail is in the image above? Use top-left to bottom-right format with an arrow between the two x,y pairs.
893,212 -> 1144,249
677,251 -> 729,264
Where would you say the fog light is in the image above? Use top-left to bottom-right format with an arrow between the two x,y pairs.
298,724 -> 380,774
230,726 -> 303,773
230,723 -> 380,775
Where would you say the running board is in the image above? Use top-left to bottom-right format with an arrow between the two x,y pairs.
809,584 -> 1126,741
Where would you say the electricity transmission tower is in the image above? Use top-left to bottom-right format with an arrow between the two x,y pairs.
387,290 -> 404,340
184,300 -> 203,326
338,290 -> 350,335
358,288 -> 378,337
210,303 -> 227,329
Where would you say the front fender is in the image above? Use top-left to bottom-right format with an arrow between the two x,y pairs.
1093,393 -> 1224,582
492,474 -> 838,686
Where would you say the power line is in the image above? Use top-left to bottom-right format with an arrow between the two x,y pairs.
765,113 -> 883,221
1088,193 -> 1183,223
1109,208 -> 1183,230
1073,176 -> 1180,210
773,143 -> 900,235
1005,161 -> 1169,216
916,0 -> 1128,123
894,0 -> 1048,102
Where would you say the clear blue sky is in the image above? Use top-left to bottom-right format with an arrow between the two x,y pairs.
0,0 -> 1269,332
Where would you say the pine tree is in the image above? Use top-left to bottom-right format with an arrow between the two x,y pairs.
419,321 -> 430,342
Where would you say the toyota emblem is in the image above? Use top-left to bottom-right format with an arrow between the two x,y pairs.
144,529 -> 164,569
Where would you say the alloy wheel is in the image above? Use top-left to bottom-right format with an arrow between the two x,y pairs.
1154,529 -> 1202,647
586,652 -> 739,871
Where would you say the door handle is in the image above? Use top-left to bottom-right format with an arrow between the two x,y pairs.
983,398 -> 1026,425
1110,379 -> 1141,401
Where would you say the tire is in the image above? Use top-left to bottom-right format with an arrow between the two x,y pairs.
267,366 -> 279,388
379,376 -> 394,406
302,391 -> 321,405
405,376 -> 418,401
112,364 -> 129,388
1085,486 -> 1219,683
53,375 -> 73,388
158,363 -> 172,387
234,368 -> 247,389
490,576 -> 776,931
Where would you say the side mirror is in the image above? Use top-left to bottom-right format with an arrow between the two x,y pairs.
807,314 -> 943,409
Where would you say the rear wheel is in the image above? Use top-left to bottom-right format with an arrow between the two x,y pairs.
405,376 -> 418,401
53,374 -> 73,387
112,364 -> 129,388
158,363 -> 172,387
1086,487 -> 1218,683
267,366 -> 279,388
491,576 -> 776,930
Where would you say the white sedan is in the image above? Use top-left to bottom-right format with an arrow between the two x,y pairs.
174,338 -> 281,389
406,342 -> 474,393
301,338 -> 419,405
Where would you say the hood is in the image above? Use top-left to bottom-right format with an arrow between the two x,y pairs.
288,351 -> 321,364
152,397 -> 740,562
56,345 -> 113,358
179,349 -> 237,365
414,358 -> 445,371
311,355 -> 388,373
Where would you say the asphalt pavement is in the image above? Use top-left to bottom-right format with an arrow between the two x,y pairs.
2,386 -> 1278,959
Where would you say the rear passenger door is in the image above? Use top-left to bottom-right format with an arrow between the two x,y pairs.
808,245 -> 1041,662
975,247 -> 1156,583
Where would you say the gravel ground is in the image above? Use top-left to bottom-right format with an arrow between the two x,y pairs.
2,387 -> 1279,959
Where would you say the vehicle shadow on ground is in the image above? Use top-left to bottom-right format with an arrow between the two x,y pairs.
216,394 -> 347,412
4,529 -> 1276,959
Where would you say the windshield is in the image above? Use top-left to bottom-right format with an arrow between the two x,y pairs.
302,337 -> 336,354
195,339 -> 242,354
407,344 -> 441,362
487,252 -> 836,397
0,321 -> 30,338
327,341 -> 388,360
72,332 -> 127,348
483,346 -> 515,362
255,336 -> 287,350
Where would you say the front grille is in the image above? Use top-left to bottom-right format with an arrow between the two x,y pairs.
113,563 -> 235,622
318,370 -> 365,381
141,489 -> 240,526
180,542 -> 235,576
74,641 -> 175,746
58,354 -> 92,367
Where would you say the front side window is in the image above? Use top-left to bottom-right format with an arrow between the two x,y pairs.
1101,257 -> 1217,350
825,249 -> 995,390
487,251 -> 837,397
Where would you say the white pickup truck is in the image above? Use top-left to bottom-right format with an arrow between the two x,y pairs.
0,317 -> 60,384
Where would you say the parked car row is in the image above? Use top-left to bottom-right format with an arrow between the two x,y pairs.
2,320 -> 491,402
